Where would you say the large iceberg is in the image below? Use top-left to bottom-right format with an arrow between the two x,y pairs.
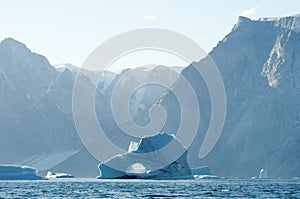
0,165 -> 44,180
98,133 -> 193,179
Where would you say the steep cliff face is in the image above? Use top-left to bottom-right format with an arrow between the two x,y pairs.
0,38 -> 81,164
160,16 -> 300,178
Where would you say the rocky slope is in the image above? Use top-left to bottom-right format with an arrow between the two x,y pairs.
0,38 -> 81,163
160,15 -> 300,178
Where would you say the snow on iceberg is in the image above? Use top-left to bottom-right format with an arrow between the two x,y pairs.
98,132 -> 193,179
45,171 -> 74,179
0,165 -> 44,180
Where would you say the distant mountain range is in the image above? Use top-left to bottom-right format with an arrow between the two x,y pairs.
0,15 -> 299,178
0,38 -> 183,177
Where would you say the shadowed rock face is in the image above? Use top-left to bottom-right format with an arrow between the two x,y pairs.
160,16 -> 300,178
0,38 -> 81,163
98,133 -> 193,179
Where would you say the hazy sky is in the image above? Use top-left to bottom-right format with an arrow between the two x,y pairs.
0,0 -> 299,67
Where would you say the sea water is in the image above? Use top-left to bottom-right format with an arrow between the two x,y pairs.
0,178 -> 299,198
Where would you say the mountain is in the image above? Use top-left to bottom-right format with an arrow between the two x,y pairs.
0,38 -> 81,161
158,15 -> 300,178
54,63 -> 80,75
54,63 -> 118,94
0,38 -> 100,176
0,40 -> 181,177
1,15 -> 299,178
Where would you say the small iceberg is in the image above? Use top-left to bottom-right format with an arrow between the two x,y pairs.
192,167 -> 220,179
259,169 -> 268,179
45,171 -> 74,179
191,166 -> 212,176
194,175 -> 221,179
0,165 -> 44,180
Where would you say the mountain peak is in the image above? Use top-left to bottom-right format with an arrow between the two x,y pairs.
0,38 -> 31,55
1,37 -> 28,47
231,16 -> 253,32
54,63 -> 79,74
258,15 -> 300,33
237,16 -> 252,23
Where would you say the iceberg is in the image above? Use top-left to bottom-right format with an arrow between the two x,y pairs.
191,166 -> 212,176
98,133 -> 193,179
45,171 -> 74,179
259,169 -> 268,179
192,167 -> 221,179
194,175 -> 221,179
0,165 -> 44,180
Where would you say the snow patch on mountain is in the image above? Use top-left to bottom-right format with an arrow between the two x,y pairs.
54,63 -> 79,74
99,70 -> 117,93
262,34 -> 285,87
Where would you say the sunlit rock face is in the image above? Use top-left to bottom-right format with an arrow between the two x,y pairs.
98,133 -> 193,179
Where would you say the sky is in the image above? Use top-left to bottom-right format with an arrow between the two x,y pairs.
0,0 -> 299,68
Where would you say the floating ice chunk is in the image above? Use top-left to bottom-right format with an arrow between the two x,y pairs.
0,165 -> 44,180
194,175 -> 221,179
259,169 -> 268,178
45,171 -> 74,179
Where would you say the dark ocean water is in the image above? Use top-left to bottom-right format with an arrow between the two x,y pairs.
0,179 -> 299,198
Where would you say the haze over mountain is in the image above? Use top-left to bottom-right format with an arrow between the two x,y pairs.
0,39 -> 178,176
0,15 -> 299,178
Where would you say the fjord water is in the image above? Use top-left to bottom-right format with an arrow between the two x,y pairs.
0,179 -> 299,198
